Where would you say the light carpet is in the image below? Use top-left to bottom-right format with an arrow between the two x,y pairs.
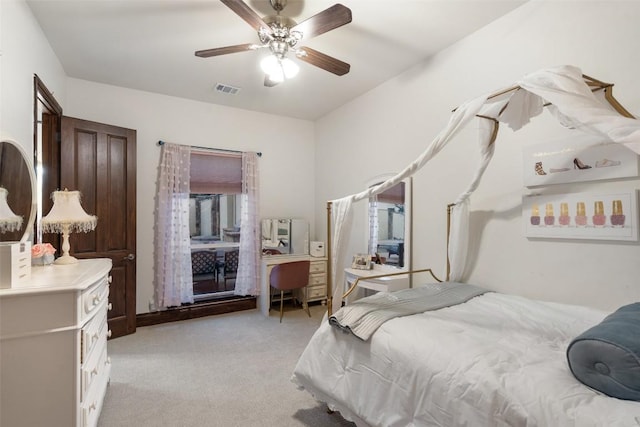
98,304 -> 355,427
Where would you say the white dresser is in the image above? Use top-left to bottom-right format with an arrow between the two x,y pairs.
0,258 -> 112,427
259,255 -> 327,316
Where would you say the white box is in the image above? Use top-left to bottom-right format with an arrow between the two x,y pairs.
0,241 -> 31,288
310,241 -> 325,258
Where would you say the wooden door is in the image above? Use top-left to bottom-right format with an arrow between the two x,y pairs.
61,117 -> 136,338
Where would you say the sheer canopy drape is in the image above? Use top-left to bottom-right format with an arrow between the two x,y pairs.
329,95 -> 488,308
235,152 -> 261,296
329,65 -> 640,311
154,143 -> 194,308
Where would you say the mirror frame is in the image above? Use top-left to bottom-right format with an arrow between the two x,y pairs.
365,174 -> 412,272
261,218 -> 310,256
0,139 -> 37,243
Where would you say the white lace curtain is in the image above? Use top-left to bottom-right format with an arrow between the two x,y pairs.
367,196 -> 379,255
154,143 -> 194,309
235,152 -> 261,296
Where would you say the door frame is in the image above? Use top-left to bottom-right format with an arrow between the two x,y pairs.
33,74 -> 62,246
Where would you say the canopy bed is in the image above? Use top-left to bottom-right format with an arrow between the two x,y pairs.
291,65 -> 640,426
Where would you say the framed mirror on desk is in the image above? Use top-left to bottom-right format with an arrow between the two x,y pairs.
261,218 -> 309,256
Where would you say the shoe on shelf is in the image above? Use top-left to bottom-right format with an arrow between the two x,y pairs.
535,161 -> 547,175
573,158 -> 592,170
595,158 -> 621,167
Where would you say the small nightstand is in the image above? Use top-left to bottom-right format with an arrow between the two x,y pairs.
344,265 -> 410,299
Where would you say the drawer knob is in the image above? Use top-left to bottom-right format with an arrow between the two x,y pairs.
107,330 -> 112,338
108,275 -> 113,283
108,303 -> 113,311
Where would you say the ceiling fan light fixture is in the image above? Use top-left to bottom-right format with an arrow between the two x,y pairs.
260,54 -> 299,82
196,0 -> 352,84
260,54 -> 280,74
281,57 -> 299,78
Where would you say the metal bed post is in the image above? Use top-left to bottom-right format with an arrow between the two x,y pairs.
326,201 -> 333,316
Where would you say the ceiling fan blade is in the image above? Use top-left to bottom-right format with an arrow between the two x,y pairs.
195,43 -> 255,57
291,4 -> 352,41
221,0 -> 272,34
297,47 -> 350,76
264,75 -> 281,87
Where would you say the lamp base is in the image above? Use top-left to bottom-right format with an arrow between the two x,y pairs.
54,254 -> 79,265
54,228 -> 78,265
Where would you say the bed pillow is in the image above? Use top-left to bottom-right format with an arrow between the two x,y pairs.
566,302 -> 640,401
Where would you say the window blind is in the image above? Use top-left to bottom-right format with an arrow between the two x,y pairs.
190,151 -> 242,194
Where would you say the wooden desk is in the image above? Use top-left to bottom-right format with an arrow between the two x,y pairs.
259,255 -> 327,316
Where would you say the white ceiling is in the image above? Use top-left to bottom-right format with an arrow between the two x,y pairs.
26,0 -> 526,121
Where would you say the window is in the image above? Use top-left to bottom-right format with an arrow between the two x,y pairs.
189,151 -> 243,298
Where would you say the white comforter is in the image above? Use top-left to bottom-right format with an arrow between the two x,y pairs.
292,293 -> 640,427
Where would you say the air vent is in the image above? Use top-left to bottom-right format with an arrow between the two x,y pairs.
214,83 -> 241,95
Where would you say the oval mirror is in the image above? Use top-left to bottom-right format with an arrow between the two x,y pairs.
0,140 -> 37,243
366,175 -> 412,270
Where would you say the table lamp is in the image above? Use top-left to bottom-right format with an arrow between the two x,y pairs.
0,187 -> 23,233
41,189 -> 97,265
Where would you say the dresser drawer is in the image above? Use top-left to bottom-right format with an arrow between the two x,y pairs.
81,276 -> 109,322
81,354 -> 111,427
309,273 -> 326,287
309,261 -> 326,274
307,285 -> 326,300
81,303 -> 108,365
81,336 -> 109,402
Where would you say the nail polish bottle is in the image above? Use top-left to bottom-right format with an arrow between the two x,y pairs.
575,202 -> 587,227
593,201 -> 606,227
611,199 -> 625,227
544,203 -> 555,226
530,204 -> 540,226
559,202 -> 570,226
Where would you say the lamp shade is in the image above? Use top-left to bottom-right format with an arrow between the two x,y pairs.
41,189 -> 97,233
0,187 -> 23,233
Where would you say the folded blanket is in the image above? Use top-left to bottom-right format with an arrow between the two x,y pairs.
329,282 -> 488,340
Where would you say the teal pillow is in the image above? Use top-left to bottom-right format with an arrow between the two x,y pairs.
566,303 -> 640,401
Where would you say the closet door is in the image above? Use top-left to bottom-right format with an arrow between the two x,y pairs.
61,116 -> 137,338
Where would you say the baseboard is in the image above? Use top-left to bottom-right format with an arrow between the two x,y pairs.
136,296 -> 257,327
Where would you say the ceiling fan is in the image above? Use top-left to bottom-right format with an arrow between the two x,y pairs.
195,0 -> 352,87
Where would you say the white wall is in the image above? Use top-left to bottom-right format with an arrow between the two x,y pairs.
315,1 -> 640,312
65,79 -> 315,313
0,0 -> 66,151
6,0 -> 639,314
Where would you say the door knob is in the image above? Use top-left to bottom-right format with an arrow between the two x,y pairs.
123,253 -> 135,261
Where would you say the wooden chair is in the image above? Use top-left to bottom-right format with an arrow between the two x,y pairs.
191,250 -> 219,294
222,249 -> 240,290
191,250 -> 218,282
269,260 -> 311,323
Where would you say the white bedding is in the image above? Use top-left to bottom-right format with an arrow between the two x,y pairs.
292,292 -> 640,427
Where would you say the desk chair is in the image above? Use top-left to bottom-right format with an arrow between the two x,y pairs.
269,260 -> 311,323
